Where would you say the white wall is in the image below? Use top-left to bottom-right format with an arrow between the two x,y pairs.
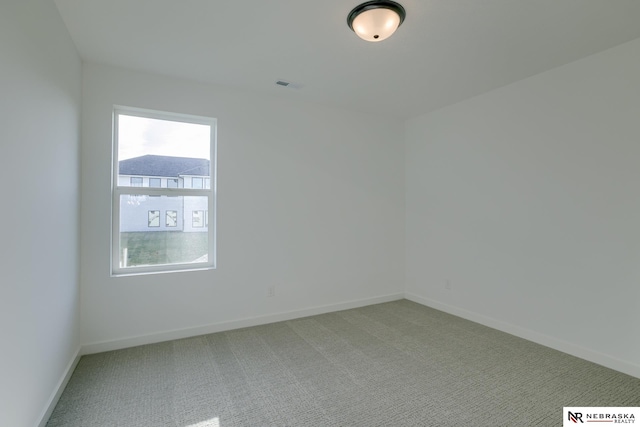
405,37 -> 640,377
80,63 -> 405,349
0,1 -> 81,425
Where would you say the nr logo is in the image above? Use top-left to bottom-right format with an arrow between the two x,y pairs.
568,412 -> 583,423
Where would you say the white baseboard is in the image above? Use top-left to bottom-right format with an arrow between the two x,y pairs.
405,292 -> 640,380
81,293 -> 405,355
36,346 -> 82,427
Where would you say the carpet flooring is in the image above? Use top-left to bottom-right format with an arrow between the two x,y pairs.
47,300 -> 640,426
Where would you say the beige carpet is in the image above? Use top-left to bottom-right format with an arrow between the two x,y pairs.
47,300 -> 640,426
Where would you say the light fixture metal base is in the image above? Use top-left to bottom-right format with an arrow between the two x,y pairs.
347,0 -> 406,35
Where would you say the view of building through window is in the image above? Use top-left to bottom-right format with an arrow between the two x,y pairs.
113,108 -> 216,274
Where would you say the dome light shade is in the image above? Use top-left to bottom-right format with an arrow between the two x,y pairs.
347,1 -> 406,42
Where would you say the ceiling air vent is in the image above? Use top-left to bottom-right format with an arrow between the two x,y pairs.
275,80 -> 302,89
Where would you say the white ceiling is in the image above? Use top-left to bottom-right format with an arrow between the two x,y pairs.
54,0 -> 640,119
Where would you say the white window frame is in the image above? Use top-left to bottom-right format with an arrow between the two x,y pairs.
111,105 -> 217,276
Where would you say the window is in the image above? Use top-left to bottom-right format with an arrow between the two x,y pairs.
148,210 -> 160,227
112,106 -> 216,275
149,177 -> 161,197
192,210 -> 204,228
166,210 -> 177,227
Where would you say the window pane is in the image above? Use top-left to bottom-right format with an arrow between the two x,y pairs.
192,210 -> 204,228
148,210 -> 160,227
118,114 -> 210,161
192,177 -> 203,189
117,114 -> 210,188
149,177 -> 161,197
166,210 -> 177,227
119,195 -> 209,268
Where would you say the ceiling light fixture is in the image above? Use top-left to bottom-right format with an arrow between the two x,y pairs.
347,1 -> 406,42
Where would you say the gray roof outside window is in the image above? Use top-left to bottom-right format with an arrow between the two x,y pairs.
119,155 -> 209,177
